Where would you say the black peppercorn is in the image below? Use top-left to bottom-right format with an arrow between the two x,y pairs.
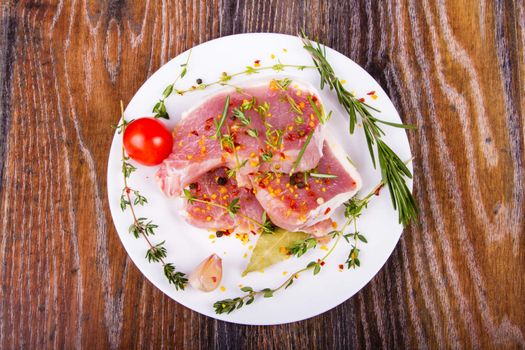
297,181 -> 306,189
216,230 -> 225,237
217,176 -> 228,186
196,78 -> 203,84
189,183 -> 197,190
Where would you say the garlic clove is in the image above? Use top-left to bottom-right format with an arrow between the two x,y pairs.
189,254 -> 222,292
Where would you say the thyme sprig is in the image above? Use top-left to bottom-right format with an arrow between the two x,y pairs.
214,225 -> 345,314
153,50 -> 192,119
300,32 -> 417,226
118,101 -> 188,290
213,180 -> 387,314
182,190 -> 274,234
173,64 -> 314,96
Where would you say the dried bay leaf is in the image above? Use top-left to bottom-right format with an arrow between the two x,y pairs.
242,229 -> 309,276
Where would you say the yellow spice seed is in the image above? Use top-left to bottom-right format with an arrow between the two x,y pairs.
248,245 -> 253,250
321,187 -> 327,192
187,154 -> 193,160
271,53 -> 275,59
282,271 -> 288,276
243,253 -> 248,258
206,216 -> 212,222
282,48 -> 288,52
220,286 -> 226,292
372,94 -> 378,100
211,194 -> 217,199
340,79 -> 347,84
320,245 -> 328,251
209,234 -> 215,239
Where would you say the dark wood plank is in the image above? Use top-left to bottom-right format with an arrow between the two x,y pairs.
0,0 -> 523,348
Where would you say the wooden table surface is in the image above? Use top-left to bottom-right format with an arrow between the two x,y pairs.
1,0 -> 524,348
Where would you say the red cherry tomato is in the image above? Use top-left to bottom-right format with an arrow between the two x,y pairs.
123,118 -> 173,166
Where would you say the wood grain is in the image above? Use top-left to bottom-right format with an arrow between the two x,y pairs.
1,0 -> 524,348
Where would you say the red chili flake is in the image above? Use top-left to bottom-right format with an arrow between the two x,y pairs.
190,130 -> 199,136
224,230 -> 232,236
290,200 -> 297,210
211,276 -> 217,282
311,95 -> 318,102
374,184 -> 385,196
125,187 -> 131,194
320,261 -> 325,266
338,264 -> 344,270
359,97 -> 365,103
279,152 -> 286,159
366,91 -> 376,96
324,207 -> 331,215
258,181 -> 266,189
250,230 -> 257,235
254,60 -> 260,64
204,125 -> 211,131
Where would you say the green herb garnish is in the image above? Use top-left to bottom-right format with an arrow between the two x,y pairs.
300,31 -> 417,226
289,129 -> 314,175
214,95 -> 231,142
119,101 -> 187,290
153,50 -> 192,119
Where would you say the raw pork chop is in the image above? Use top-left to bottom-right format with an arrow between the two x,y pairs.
250,141 -> 362,236
182,167 -> 264,232
157,78 -> 325,197
182,167 -> 337,236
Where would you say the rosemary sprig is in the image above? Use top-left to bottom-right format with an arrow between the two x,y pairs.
289,129 -> 314,175
309,172 -> 337,179
153,50 -> 192,119
307,95 -> 332,125
300,32 -> 417,226
214,95 -> 231,143
119,101 -> 188,290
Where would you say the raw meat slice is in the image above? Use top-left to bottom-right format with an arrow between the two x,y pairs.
250,141 -> 362,235
156,78 -> 325,197
182,167 -> 264,232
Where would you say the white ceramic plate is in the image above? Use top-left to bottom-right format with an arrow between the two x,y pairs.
107,33 -> 413,325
